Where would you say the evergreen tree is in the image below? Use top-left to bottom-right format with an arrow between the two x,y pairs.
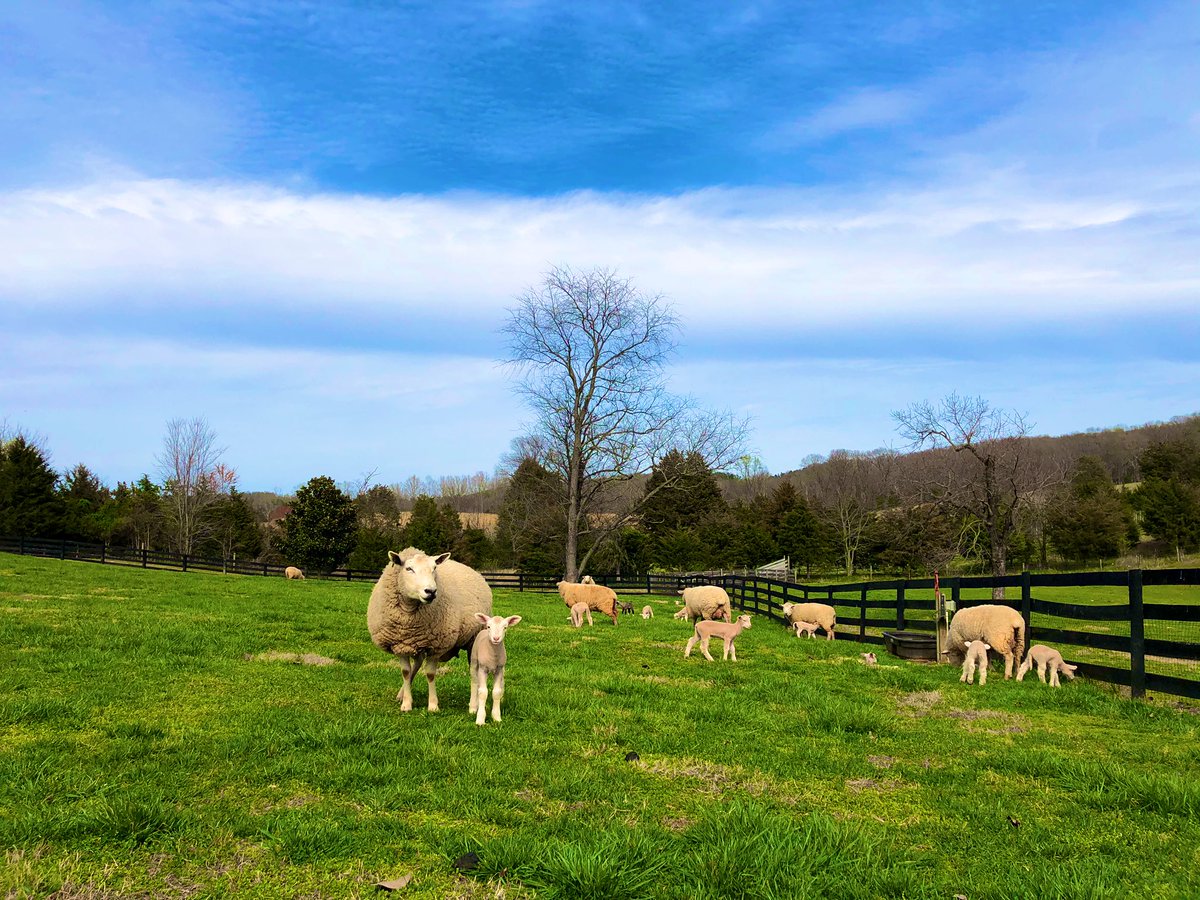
495,458 -> 565,574
1047,457 -> 1132,563
640,450 -> 726,536
453,527 -> 493,570
0,436 -> 63,537
403,495 -> 461,553
1134,437 -> 1200,556
775,497 -> 836,577
199,488 -> 264,560
348,524 -> 400,573
281,476 -> 358,572
58,463 -> 110,542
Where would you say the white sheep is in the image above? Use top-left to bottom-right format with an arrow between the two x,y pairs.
675,585 -> 732,623
470,614 -> 521,725
581,575 -> 596,584
780,601 -> 837,640
943,605 -> 1026,680
960,640 -> 991,685
791,620 -> 819,639
284,566 -> 305,580
641,605 -> 654,620
684,614 -> 753,662
861,652 -> 878,666
367,547 -> 493,712
1017,644 -> 1078,687
558,581 -> 619,624
568,601 -> 593,628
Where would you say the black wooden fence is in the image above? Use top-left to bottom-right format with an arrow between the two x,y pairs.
3,537 -> 1197,701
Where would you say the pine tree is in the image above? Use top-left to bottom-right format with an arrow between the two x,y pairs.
0,436 -> 63,537
281,476 -> 358,572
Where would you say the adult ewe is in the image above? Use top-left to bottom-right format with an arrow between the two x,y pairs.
674,585 -> 732,623
367,547 -> 493,712
943,604 -> 1025,680
780,601 -> 836,640
557,581 -> 619,625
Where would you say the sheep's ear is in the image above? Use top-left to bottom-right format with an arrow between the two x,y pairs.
434,552 -> 451,565
506,615 -> 522,627
475,613 -> 490,625
388,550 -> 402,564
981,643 -> 991,650
963,641 -> 971,649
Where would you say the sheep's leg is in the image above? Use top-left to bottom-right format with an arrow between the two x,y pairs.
397,653 -> 425,711
469,663 -> 480,714
728,639 -> 737,662
701,637 -> 715,662
961,663 -> 970,684
684,636 -> 697,658
475,674 -> 489,726
978,663 -> 987,685
425,668 -> 440,713
586,610 -> 593,626
490,668 -> 505,722
1037,661 -> 1047,684
826,627 -> 834,641
1003,652 -> 1015,680
1050,667 -> 1060,688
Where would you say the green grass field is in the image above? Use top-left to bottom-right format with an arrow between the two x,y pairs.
2,553 -> 1199,899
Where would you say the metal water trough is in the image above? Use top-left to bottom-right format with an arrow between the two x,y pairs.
882,630 -> 938,661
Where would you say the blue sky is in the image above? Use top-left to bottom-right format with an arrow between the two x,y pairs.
1,1 -> 1197,492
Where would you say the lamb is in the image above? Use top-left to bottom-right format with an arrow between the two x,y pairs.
569,601 -> 593,628
861,652 -> 878,666
367,547 -> 493,712
1017,644 -> 1078,687
557,581 -> 619,625
684,614 -> 753,662
284,566 -> 305,580
791,620 -> 819,639
943,605 -> 1026,680
675,585 -> 733,623
618,600 -> 636,616
780,601 -> 837,640
469,614 -> 521,725
960,640 -> 991,685
641,605 -> 654,620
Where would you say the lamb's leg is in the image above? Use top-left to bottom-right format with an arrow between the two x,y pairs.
491,668 -> 505,722
728,639 -> 737,662
586,609 -> 593,626
684,636 -> 697,658
469,663 -> 480,714
475,674 -> 489,726
978,662 -> 987,685
1016,658 -> 1030,681
701,636 -> 715,662
1037,660 -> 1048,684
961,660 -> 971,684
1050,667 -> 1060,688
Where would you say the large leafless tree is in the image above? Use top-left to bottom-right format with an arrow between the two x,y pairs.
156,417 -> 226,555
809,449 -> 895,577
502,265 -> 746,581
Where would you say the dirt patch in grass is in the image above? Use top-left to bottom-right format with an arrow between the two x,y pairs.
845,777 -> 903,793
244,651 -> 338,666
662,815 -> 694,832
867,755 -> 896,769
640,758 -> 768,797
945,708 -> 1027,735
897,690 -> 942,716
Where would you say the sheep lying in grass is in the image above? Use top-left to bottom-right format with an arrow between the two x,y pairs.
960,640 -> 991,685
944,605 -> 1025,679
641,605 -> 654,620
791,620 -> 819,639
557,581 -> 619,625
284,566 -> 305,580
780,602 -> 836,640
684,614 -> 753,662
1017,644 -> 1078,687
568,601 -> 593,628
367,547 -> 493,712
674,586 -> 732,623
470,614 -> 521,725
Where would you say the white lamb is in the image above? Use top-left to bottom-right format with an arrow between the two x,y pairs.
568,601 -> 593,628
791,620 -> 819,639
780,601 -> 836,640
960,640 -> 991,685
1017,644 -> 1078,687
641,605 -> 654,620
684,614 -> 753,662
367,547 -> 493,712
674,585 -> 732,623
470,614 -> 521,725
284,566 -> 305,580
944,605 -> 1026,680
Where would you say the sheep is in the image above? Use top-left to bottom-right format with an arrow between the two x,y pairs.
960,640 -> 991,685
1017,644 -> 1078,687
284,566 -> 305,580
943,605 -> 1026,679
569,601 -> 593,628
791,620 -> 819,639
641,605 -> 654,620
780,601 -> 837,640
469,614 -> 521,725
618,600 -> 636,616
367,547 -> 493,712
557,581 -> 619,625
675,585 -> 733,623
684,614 -> 753,662
581,575 -> 596,585
861,652 -> 878,666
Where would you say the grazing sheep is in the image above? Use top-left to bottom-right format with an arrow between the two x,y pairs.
284,566 -> 305,580
960,640 -> 991,685
944,605 -> 1026,679
367,547 -> 493,712
684,614 -> 753,662
469,614 -> 521,725
675,585 -> 733,623
780,602 -> 837,640
557,581 -> 619,625
618,600 -> 636,616
569,601 -> 593,628
641,605 -> 654,620
1017,644 -> 1078,687
791,620 -> 820,639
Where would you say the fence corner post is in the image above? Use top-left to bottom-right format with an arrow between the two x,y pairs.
1020,570 -> 1032,640
1129,569 -> 1145,699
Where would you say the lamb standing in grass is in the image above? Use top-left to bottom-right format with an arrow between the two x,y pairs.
685,614 -> 753,661
780,601 -> 836,640
960,640 -> 991,685
641,605 -> 654,620
367,547 -> 493,712
470,613 -> 521,725
1017,644 -> 1078,687
284,566 -> 305,580
557,581 -> 619,625
569,601 -> 593,628
674,586 -> 732,623
791,620 -> 819,639
943,605 -> 1025,679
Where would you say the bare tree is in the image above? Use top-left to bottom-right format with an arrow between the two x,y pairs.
893,394 -> 1057,598
502,265 -> 747,580
809,449 -> 891,577
156,417 -> 225,555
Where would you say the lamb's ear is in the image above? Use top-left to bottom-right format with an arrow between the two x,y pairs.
475,613 -> 490,625
963,640 -> 971,649
434,552 -> 451,565
981,642 -> 991,650
388,550 -> 403,564
506,615 -> 522,627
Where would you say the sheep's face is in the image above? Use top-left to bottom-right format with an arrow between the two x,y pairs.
736,615 -> 752,629
389,550 -> 451,604
476,613 -> 521,644
1060,662 -> 1077,680
781,602 -> 795,616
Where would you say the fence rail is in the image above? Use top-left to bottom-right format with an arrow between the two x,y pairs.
3,537 -> 1197,702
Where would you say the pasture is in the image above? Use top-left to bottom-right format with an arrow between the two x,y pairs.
2,553 -> 1199,899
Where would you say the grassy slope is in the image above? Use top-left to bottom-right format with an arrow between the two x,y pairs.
2,554 -> 1199,899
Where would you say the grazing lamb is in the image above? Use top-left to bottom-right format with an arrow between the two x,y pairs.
960,640 -> 991,685
780,602 -> 837,640
284,566 -> 305,580
675,585 -> 733,623
618,600 -> 636,616
791,620 -> 819,639
1017,644 -> 1078,687
943,605 -> 1026,679
641,605 -> 654,620
557,581 -> 619,625
470,614 -> 521,725
685,614 -> 753,662
367,547 -> 493,712
569,601 -> 593,628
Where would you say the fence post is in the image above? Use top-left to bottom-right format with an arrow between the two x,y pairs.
60,539 -> 67,560
182,554 -> 188,573
19,535 -> 25,556
1129,569 -> 1145,699
346,567 -> 352,582
142,548 -> 147,568
859,587 -> 867,638
896,581 -> 906,631
101,544 -> 106,565
518,572 -> 524,592
1020,570 -> 1032,640
646,573 -> 651,595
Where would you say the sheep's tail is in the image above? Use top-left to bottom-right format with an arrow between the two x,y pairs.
1013,620 -> 1026,664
